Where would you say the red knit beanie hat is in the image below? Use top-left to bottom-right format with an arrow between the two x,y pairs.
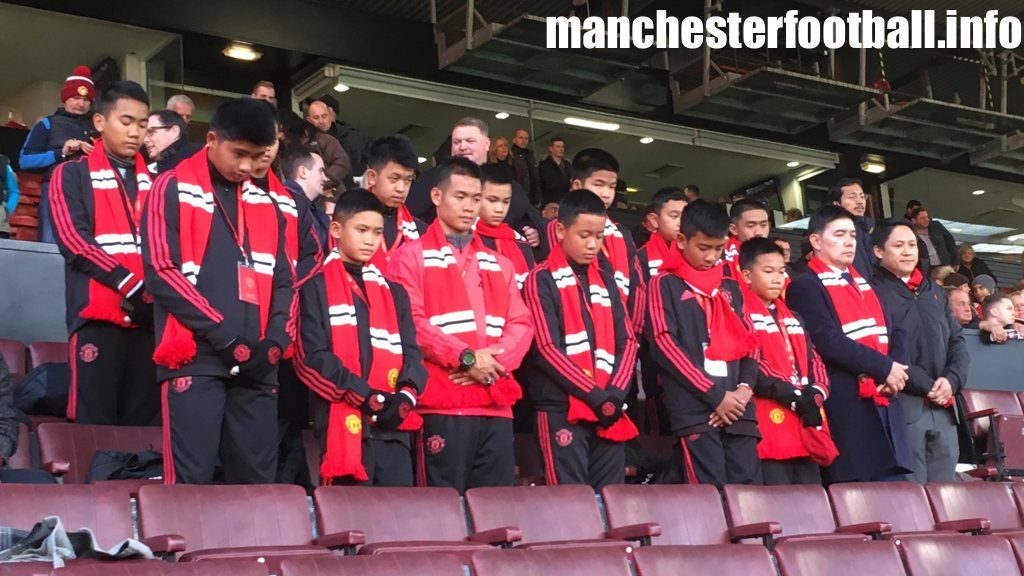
61,66 -> 95,102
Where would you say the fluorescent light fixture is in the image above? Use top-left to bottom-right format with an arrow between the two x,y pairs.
417,156 -> 427,164
973,189 -> 986,196
1006,234 -> 1024,242
639,137 -> 654,144
934,219 -> 1014,237
625,187 -> 639,193
564,117 -> 620,131
859,153 -> 886,174
333,82 -> 350,93
971,243 -> 1024,255
495,112 -> 510,120
223,42 -> 262,62
777,217 -> 810,230
786,161 -> 800,168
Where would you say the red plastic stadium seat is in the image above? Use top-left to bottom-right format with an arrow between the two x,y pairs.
632,544 -> 776,576
925,482 -> 1023,533
58,560 -> 267,576
472,547 -> 631,576
12,227 -> 37,242
281,554 -> 465,576
775,540 -> 906,576
28,341 -> 68,367
9,215 -> 38,228
36,422 -> 162,484
313,486 -> 492,558
724,484 -> 878,542
0,338 -> 26,384
961,389 -> 1024,478
6,423 -> 32,469
137,484 -> 332,571
602,483 -> 777,546
898,535 -> 1022,576
0,483 -> 135,547
465,485 -> 658,551
828,482 -> 971,536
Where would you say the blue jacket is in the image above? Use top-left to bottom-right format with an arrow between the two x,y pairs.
19,109 -> 93,179
788,267 -> 914,482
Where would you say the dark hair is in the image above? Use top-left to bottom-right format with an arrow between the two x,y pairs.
983,293 -> 1011,318
149,109 -> 187,138
572,148 -> 619,182
729,197 -> 769,223
827,178 -> 864,203
906,199 -> 922,210
680,199 -> 730,239
367,136 -> 418,172
908,207 -> 929,220
558,189 -> 607,227
434,156 -> 482,192
280,144 -> 317,181
647,187 -> 686,215
871,218 -> 916,248
739,237 -> 785,271
210,98 -> 276,146
95,80 -> 149,116
332,188 -> 386,223
480,163 -> 513,187
549,136 -> 565,146
807,205 -> 855,236
683,184 -> 700,196
945,272 -> 970,289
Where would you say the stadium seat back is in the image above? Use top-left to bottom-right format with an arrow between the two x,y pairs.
961,389 -> 1023,438
724,484 -> 838,537
465,485 -> 605,544
314,486 -> 470,543
633,544 -> 775,576
28,341 -> 68,367
471,547 -> 631,576
0,483 -> 134,548
281,554 -> 465,576
899,535 -> 1021,576
775,540 -> 906,576
36,422 -> 161,483
828,482 -> 937,533
0,338 -> 26,382
58,560 -> 267,576
138,484 -> 314,551
925,482 -> 1023,531
601,484 -> 729,545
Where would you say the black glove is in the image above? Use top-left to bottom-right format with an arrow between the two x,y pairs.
121,290 -> 154,331
773,383 -> 803,412
242,339 -> 283,380
796,389 -> 825,428
585,388 -> 623,428
374,391 -> 416,431
217,336 -> 255,372
359,391 -> 389,414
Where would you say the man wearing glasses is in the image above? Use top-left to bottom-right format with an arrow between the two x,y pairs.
829,178 -> 877,282
144,109 -> 202,174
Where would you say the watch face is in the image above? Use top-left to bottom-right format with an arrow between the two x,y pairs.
461,351 -> 476,367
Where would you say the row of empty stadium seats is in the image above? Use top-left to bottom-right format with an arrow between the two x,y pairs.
0,339 -> 67,386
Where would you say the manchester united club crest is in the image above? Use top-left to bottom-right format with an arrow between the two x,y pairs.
367,394 -> 385,412
233,344 -> 251,363
388,368 -> 399,390
769,408 -> 786,425
426,434 -> 445,455
267,346 -> 281,365
601,401 -> 616,416
687,433 -> 700,442
171,376 -> 192,393
554,428 -> 573,447
79,343 -> 99,363
77,85 -> 89,97
345,414 -> 362,435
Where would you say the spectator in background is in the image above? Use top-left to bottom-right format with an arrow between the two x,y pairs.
19,65 -> 96,244
872,220 -> 967,483
909,207 -> 957,268
944,272 -> 970,294
510,129 -> 540,206
972,275 -> 996,316
683,184 -> 700,203
0,154 -> 19,239
541,200 -> 559,220
538,136 -> 571,206
317,94 -> 373,190
1011,291 -> 1024,322
790,236 -> 813,276
947,287 -> 975,327
298,103 -> 351,194
144,110 -> 203,174
251,81 -> 277,105
829,178 -> 876,281
784,208 -> 804,223
487,136 -> 517,181
930,265 -> 955,286
281,146 -> 330,251
981,294 -> 1023,344
166,94 -> 195,124
904,199 -> 922,219
955,246 -> 996,285
772,237 -> 792,264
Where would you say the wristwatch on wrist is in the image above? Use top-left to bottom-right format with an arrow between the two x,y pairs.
459,348 -> 476,372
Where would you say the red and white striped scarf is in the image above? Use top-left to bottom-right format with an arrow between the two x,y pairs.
720,236 -> 741,278
641,234 -> 673,279
544,245 -> 637,442
320,250 -> 422,482
808,256 -> 890,406
371,202 -> 420,268
475,220 -> 531,290
418,221 -> 520,409
80,140 -> 151,327
152,151 -> 280,369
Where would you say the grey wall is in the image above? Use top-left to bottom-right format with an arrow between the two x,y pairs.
0,239 -> 67,344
